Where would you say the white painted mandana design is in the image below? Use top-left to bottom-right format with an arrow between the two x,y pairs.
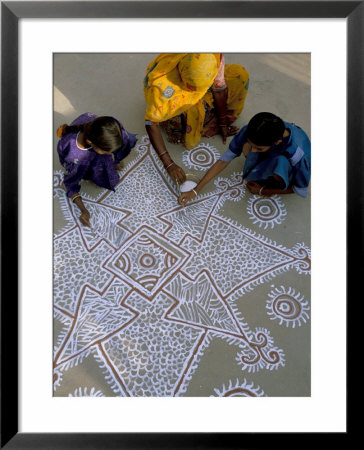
266,286 -> 310,327
53,136 -> 311,396
182,142 -> 221,171
246,195 -> 287,229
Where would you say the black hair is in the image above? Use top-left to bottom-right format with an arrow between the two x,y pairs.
246,112 -> 285,146
62,116 -> 123,153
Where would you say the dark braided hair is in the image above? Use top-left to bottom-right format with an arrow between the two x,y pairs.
62,116 -> 123,153
246,112 -> 285,146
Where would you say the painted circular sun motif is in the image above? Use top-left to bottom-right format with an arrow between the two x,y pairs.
140,253 -> 156,268
247,195 -> 286,229
211,378 -> 266,397
182,143 -> 221,171
266,286 -> 310,328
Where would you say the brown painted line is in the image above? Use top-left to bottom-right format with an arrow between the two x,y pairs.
90,290 -> 141,345
220,291 -> 248,338
107,257 -> 191,304
97,151 -> 151,204
53,225 -> 78,241
162,268 -> 285,356
54,347 -> 90,369
54,288 -> 139,368
81,197 -> 133,228
100,259 -> 159,302
163,293 -> 275,369
78,227 -> 119,253
211,213 -> 300,259
98,343 -> 131,397
178,195 -> 223,247
101,224 -> 194,301
173,330 -> 208,396
53,305 -> 75,320
132,224 -> 193,261
177,263 -> 291,307
57,199 -> 97,252
53,284 -> 90,365
221,259 -> 296,299
119,289 -> 140,316
177,268 -> 225,300
165,316 -> 247,343
86,315 -> 138,349
54,276 -> 117,324
156,193 -> 220,234
97,150 -> 150,203
162,269 -> 248,340
54,277 -> 118,365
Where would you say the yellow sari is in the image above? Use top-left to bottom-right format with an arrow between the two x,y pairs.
144,53 -> 249,149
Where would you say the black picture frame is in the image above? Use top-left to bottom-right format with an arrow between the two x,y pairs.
1,1 -> 357,448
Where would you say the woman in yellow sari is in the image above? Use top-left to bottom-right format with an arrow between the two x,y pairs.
144,53 -> 249,183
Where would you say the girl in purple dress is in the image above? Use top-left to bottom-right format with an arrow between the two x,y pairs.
57,112 -> 137,227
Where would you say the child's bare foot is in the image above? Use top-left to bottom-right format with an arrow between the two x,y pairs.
115,161 -> 124,171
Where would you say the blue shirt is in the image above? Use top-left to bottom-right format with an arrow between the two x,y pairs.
220,121 -> 311,197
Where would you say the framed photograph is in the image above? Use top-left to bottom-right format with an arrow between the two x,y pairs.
1,1 -> 358,448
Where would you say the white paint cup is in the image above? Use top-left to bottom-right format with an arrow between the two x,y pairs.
179,174 -> 200,193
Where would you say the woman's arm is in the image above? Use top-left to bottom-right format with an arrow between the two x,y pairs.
212,88 -> 228,143
146,123 -> 186,184
72,194 -> 91,227
212,88 -> 239,144
178,160 -> 230,205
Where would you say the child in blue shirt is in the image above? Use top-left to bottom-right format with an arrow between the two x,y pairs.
178,112 -> 311,205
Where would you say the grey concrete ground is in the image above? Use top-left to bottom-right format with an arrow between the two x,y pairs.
53,53 -> 310,397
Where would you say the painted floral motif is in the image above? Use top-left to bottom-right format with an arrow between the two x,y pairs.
266,286 -> 310,327
53,135 -> 310,396
182,142 -> 221,171
246,195 -> 287,229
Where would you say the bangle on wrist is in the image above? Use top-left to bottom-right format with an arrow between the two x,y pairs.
192,189 -> 198,197
158,151 -> 168,157
72,194 -> 81,202
165,162 -> 175,170
259,186 -> 265,196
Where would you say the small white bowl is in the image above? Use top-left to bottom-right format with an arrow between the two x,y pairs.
179,174 -> 200,193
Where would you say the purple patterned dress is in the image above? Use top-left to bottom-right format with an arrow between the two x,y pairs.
57,112 -> 137,197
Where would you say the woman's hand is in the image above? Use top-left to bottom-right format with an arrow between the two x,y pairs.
178,189 -> 198,206
79,209 -> 91,227
56,124 -> 68,138
168,163 -> 186,184
220,124 -> 239,144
